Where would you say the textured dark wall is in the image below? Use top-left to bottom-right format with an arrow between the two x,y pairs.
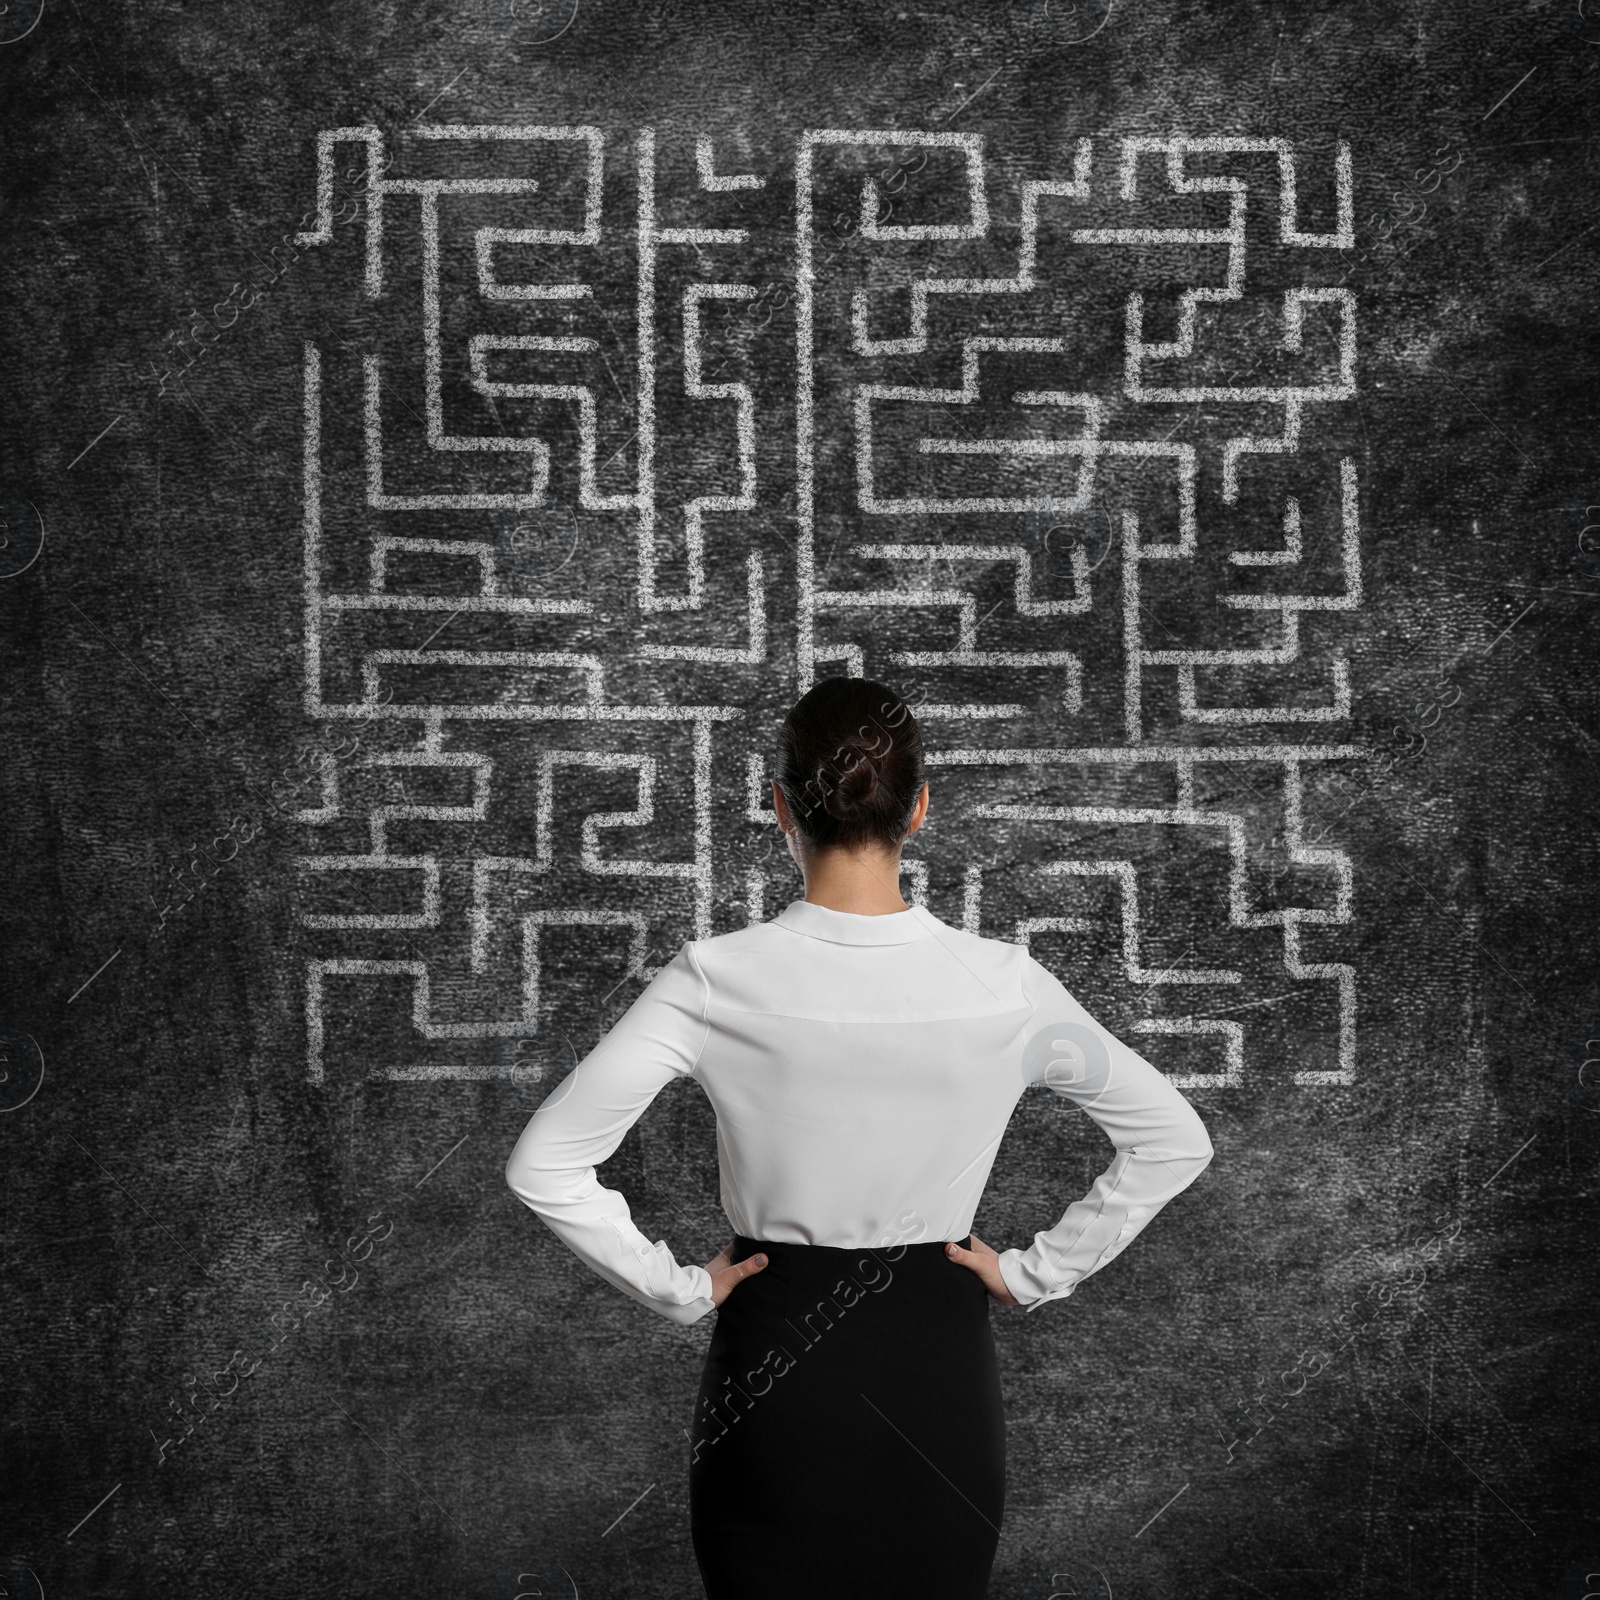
3,2 -> 1598,1596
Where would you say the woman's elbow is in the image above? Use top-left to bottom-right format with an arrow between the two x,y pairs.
505,1140 -> 552,1207
1159,1105 -> 1214,1172
505,1132 -> 584,1211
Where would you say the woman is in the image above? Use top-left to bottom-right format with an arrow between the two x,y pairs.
504,676 -> 1215,1598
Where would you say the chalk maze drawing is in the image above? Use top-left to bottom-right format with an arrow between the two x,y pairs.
294,126 -> 1360,1089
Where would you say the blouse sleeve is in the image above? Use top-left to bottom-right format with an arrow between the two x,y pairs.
997,955 -> 1215,1313
504,941 -> 717,1326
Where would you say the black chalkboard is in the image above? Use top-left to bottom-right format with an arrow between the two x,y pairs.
3,2 -> 1597,1595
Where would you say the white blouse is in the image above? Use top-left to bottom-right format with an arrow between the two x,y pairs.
505,897 -> 1215,1326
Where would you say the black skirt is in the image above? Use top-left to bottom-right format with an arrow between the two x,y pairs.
688,1234 -> 1006,1599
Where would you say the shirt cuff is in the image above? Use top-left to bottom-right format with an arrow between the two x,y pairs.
998,1247 -> 1075,1309
999,1203 -> 1155,1312
620,1237 -> 718,1324
657,1287 -> 717,1326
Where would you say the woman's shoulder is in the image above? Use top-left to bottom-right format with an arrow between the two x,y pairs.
910,907 -> 1036,997
672,919 -> 791,989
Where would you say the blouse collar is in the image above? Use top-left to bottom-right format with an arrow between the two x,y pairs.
772,898 -> 934,946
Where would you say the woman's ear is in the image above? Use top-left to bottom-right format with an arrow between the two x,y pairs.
905,780 -> 930,835
771,778 -> 792,834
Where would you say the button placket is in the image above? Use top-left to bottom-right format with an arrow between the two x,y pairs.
1094,1205 -> 1149,1266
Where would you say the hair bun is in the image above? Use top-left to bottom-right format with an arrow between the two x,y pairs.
826,751 -> 882,817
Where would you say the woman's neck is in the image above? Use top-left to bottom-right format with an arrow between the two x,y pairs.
798,847 -> 910,915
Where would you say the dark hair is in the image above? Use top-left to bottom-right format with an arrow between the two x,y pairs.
774,677 -> 926,852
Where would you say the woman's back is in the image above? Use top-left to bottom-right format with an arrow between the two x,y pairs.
506,895 -> 1213,1325
692,899 -> 1033,1254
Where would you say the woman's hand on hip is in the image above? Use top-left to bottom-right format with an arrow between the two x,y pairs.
945,1232 -> 1020,1306
704,1240 -> 769,1308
